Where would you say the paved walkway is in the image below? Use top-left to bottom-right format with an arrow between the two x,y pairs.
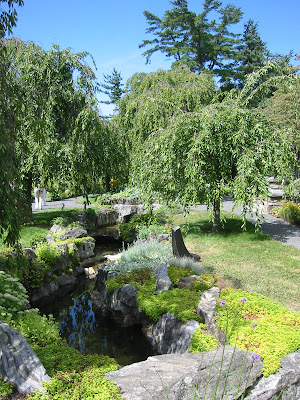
33,196 -> 300,250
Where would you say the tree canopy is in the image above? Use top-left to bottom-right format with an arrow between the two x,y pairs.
139,0 -> 243,83
100,67 -> 124,106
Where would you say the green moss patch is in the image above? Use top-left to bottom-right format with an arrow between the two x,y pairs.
27,344 -> 120,400
0,376 -> 14,398
190,324 -> 218,353
168,264 -> 194,286
106,268 -> 156,294
215,288 -> 300,377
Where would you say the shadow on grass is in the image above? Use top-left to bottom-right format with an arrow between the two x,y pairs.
182,216 -> 271,242
29,209 -> 80,227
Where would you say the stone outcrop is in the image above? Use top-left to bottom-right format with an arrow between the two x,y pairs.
154,263 -> 172,293
197,286 -> 226,345
106,345 -> 263,400
58,227 -> 88,240
0,321 -> 50,395
113,204 -> 146,223
245,350 -> 300,400
146,312 -> 199,354
77,209 -> 119,233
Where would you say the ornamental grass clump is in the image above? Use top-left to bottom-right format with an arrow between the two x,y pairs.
107,239 -> 171,273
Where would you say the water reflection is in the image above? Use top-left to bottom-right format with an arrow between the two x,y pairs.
49,290 -> 154,366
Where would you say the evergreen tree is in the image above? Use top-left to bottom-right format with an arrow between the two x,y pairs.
236,19 -> 269,88
100,67 -> 124,105
139,0 -> 243,84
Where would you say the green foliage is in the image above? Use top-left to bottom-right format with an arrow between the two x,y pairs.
21,258 -> 51,292
284,179 -> 300,203
137,224 -> 167,240
35,242 -> 61,267
0,270 -> 28,318
106,239 -> 171,273
190,324 -> 218,353
0,376 -> 14,398
131,102 -> 278,230
168,264 -> 194,286
30,233 -> 47,248
3,309 -> 61,348
271,201 -> 300,225
120,213 -> 158,242
106,268 -> 155,294
137,287 -> 201,323
51,216 -> 73,226
26,367 -> 121,400
139,0 -> 243,83
191,274 -> 217,292
100,67 -> 124,107
216,288 -> 300,377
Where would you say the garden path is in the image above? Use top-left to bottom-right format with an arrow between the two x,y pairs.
32,196 -> 300,250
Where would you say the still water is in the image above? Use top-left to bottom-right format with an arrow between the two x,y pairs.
40,278 -> 154,366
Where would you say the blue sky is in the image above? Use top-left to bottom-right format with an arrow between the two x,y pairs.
9,0 -> 300,115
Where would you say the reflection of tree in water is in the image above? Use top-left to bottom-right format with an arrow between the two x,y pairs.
59,294 -> 97,354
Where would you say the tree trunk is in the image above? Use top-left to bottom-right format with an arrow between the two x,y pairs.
20,173 -> 33,222
105,174 -> 110,193
212,198 -> 221,233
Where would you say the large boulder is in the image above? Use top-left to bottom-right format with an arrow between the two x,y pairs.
106,345 -> 263,400
113,204 -> 145,223
146,312 -> 199,354
58,227 -> 88,241
0,321 -> 50,395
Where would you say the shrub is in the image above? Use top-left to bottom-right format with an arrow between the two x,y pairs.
51,216 -> 72,226
120,213 -> 158,242
283,179 -> 300,203
216,288 -> 300,377
35,242 -> 61,267
271,201 -> 300,225
0,271 -> 28,318
22,258 -> 51,292
168,264 -> 194,286
190,324 -> 219,353
107,239 -> 171,273
3,309 -> 61,348
137,224 -> 167,240
30,234 -> 47,248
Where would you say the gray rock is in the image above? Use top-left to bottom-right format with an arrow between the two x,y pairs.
245,350 -> 300,400
50,224 -> 69,234
58,227 -> 88,240
197,287 -> 226,345
154,263 -> 172,293
146,312 -> 199,354
106,345 -> 263,400
0,321 -> 50,395
113,204 -> 145,223
30,281 -> 58,306
23,248 -> 36,261
110,284 -> 147,327
45,234 -> 55,243
177,275 -> 198,289
57,272 -> 75,287
74,239 -> 95,260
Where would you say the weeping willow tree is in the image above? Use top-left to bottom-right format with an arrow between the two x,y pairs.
131,103 -> 278,231
116,65 -> 216,149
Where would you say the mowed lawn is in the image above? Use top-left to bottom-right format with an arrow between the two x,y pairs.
172,211 -> 300,312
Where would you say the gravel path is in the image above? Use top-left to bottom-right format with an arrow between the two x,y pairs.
33,196 -> 300,250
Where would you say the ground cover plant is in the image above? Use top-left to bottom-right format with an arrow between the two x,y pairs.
215,288 -> 300,377
172,210 -> 300,312
270,201 -> 300,225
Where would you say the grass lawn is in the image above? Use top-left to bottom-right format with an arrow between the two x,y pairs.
172,210 -> 300,312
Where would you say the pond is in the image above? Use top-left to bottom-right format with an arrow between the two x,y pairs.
40,274 -> 155,366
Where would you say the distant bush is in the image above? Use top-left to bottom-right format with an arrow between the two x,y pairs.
283,179 -> 300,203
120,213 -> 158,243
271,201 -> 300,225
30,234 -> 47,248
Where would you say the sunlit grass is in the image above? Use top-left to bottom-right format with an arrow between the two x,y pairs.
172,210 -> 300,312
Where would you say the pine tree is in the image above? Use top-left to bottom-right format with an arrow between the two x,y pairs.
100,67 -> 124,105
236,19 -> 269,88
